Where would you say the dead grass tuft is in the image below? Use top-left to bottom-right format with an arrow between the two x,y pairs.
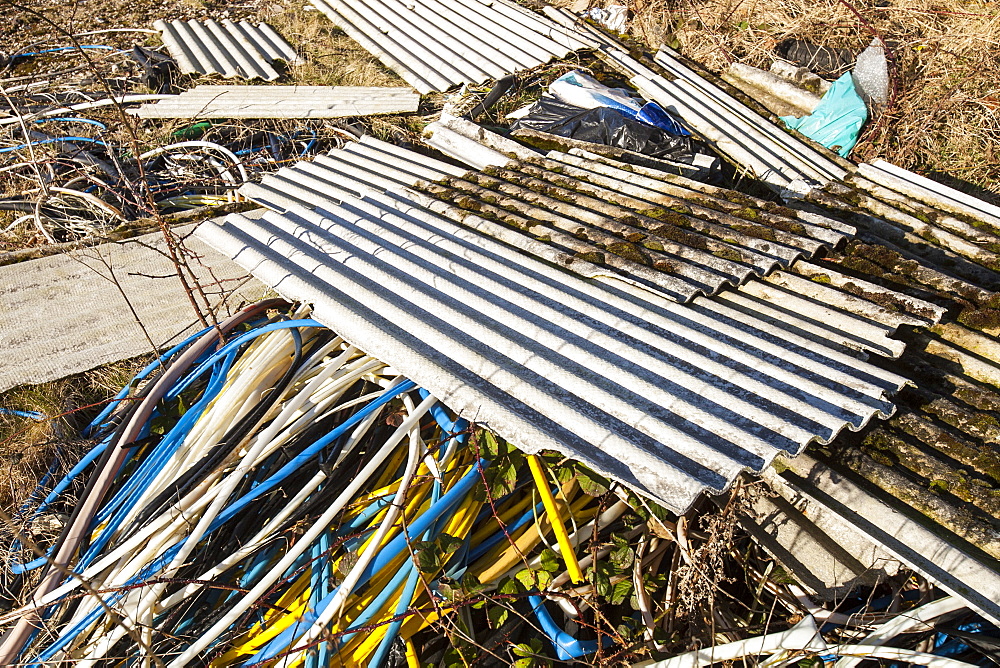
0,358 -> 148,512
267,1 -> 406,88
627,0 -> 1000,203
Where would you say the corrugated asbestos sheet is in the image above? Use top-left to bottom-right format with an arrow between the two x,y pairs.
798,154 -> 1000,565
308,0 -> 597,94
540,5 -> 628,51
242,135 -> 853,302
131,85 -> 420,119
634,48 -> 848,192
540,11 -> 848,194
154,20 -> 300,81
837,322 -> 1000,559
859,159 -> 1000,229
195,137 -> 934,513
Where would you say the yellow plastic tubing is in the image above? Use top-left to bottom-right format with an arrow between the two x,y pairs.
527,455 -> 585,584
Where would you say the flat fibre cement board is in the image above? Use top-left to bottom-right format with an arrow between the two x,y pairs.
0,224 -> 268,393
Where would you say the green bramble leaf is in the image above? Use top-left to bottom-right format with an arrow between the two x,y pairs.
487,604 -> 509,629
576,465 -> 610,496
514,567 -> 552,590
610,579 -> 633,605
610,540 -> 635,571
498,575 -> 523,596
461,571 -> 488,597
539,549 -> 561,573
512,638 -> 544,658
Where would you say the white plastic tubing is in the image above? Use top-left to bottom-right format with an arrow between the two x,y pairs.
10,311 -> 440,666
633,616 -> 828,668
635,597 -> 974,668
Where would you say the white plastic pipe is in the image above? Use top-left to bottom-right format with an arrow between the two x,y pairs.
835,597 -> 967,668
633,616 -> 828,668
276,392 -> 428,667
166,390 -> 435,667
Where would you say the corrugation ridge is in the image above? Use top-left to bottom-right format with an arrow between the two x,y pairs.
309,0 -> 590,92
556,147 -> 854,236
721,286 -> 906,360
544,150 -> 847,246
311,1 -> 443,94
248,168 -> 904,418
340,0 -> 501,81
186,20 -> 238,78
357,136 -> 470,176
418,169 -> 819,292
240,142 -> 908,386
155,20 -> 295,80
331,144 -> 754,292
152,20 -> 200,75
207,212 -> 731,505
653,49 -> 844,179
245,140 -> 832,302
263,206 -> 784,471
341,143 -> 454,182
198,223 -> 685,505
206,19 -> 273,80
635,75 -> 825,186
323,0 -> 480,86
870,159 -> 1000,225
499,157 -> 831,259
688,294 -> 909,397
764,269 -> 938,332
254,169 -> 714,301
432,0 -> 568,56
198,197 -> 905,510
247,21 -> 299,64
266,171 -> 907,410
365,0 -> 519,77
254,204 -> 862,462
486,0 -> 596,51
406,0 -> 550,67
285,193 -> 870,444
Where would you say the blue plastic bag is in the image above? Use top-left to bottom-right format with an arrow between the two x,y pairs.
780,72 -> 867,156
548,70 -> 691,136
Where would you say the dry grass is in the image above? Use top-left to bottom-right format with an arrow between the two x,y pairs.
626,0 -> 1000,203
265,1 -> 407,88
0,358 -> 148,512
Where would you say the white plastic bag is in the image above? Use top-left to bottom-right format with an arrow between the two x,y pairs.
852,39 -> 889,108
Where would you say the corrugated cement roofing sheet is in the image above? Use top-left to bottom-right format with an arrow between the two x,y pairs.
533,12 -> 848,192
131,85 -> 421,118
154,19 -> 300,81
241,135 -> 853,302
633,48 -> 849,193
196,142 -> 919,513
308,0 -> 597,93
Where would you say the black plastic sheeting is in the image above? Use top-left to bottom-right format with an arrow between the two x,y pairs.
511,97 -> 709,162
776,40 -> 855,77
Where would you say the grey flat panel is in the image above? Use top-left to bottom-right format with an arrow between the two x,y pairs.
309,0 -> 596,93
199,144 -> 914,513
771,455 -> 1000,626
154,20 -> 300,81
0,225 -> 268,393
132,85 -> 420,118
